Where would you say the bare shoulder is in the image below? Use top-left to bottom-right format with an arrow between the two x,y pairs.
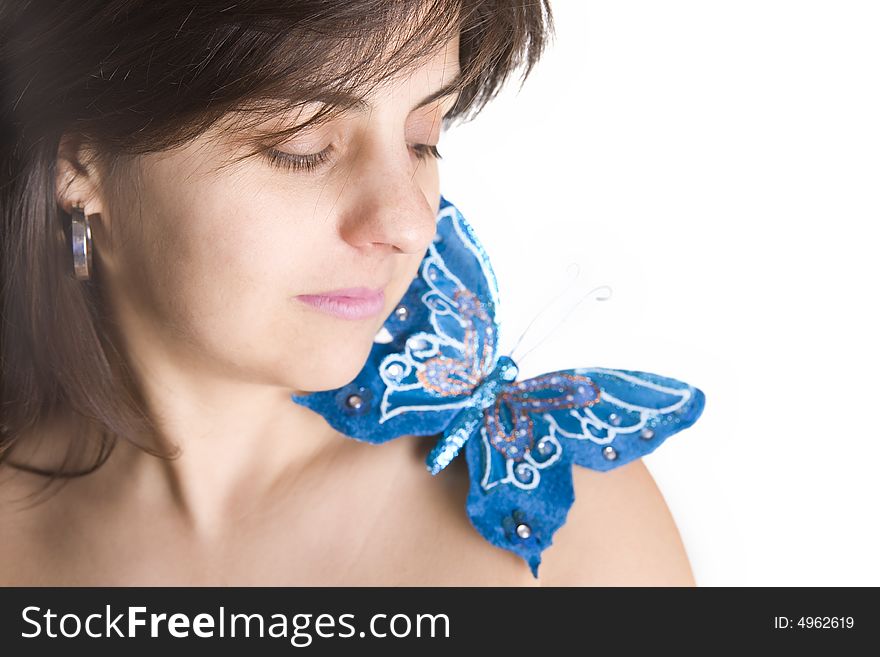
537,459 -> 695,586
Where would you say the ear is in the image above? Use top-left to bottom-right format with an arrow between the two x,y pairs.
55,132 -> 107,216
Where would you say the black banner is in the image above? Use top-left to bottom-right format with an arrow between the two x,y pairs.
0,586 -> 871,653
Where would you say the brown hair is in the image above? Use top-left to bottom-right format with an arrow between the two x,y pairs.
0,0 -> 554,500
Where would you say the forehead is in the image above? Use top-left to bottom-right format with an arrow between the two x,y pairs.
204,26 -> 462,146
400,32 -> 461,98
331,31 -> 462,114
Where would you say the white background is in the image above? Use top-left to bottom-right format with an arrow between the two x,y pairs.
438,0 -> 879,586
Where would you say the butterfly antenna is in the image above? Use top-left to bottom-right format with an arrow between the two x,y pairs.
509,266 -> 613,367
513,283 -> 613,367
506,262 -> 582,361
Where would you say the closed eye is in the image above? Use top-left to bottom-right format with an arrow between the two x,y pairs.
263,142 -> 442,174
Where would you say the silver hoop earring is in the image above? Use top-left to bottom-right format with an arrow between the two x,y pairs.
71,204 -> 93,281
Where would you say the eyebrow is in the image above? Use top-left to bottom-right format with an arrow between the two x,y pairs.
411,73 -> 464,111
313,72 -> 464,115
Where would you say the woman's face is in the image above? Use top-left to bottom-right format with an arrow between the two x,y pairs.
93,34 -> 461,393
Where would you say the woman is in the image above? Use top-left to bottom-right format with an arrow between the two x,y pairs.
0,0 -> 695,585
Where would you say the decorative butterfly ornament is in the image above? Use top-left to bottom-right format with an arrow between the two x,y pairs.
291,195 -> 706,578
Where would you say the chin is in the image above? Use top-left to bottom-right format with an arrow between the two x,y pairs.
292,336 -> 375,393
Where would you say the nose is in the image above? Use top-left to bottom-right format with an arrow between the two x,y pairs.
336,140 -> 438,255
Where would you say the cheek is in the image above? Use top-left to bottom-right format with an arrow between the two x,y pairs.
163,221 -> 307,341
134,199 -> 383,386
119,184 -> 307,357
415,160 -> 440,210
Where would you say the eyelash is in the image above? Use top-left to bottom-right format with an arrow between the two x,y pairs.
263,143 -> 442,174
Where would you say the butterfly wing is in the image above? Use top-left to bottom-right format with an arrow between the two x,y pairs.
463,367 -> 705,577
290,195 -> 502,443
547,367 -> 705,469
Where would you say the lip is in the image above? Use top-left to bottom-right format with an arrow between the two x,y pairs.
294,286 -> 386,320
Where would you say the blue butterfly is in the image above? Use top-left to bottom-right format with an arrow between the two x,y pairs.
291,195 -> 706,578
